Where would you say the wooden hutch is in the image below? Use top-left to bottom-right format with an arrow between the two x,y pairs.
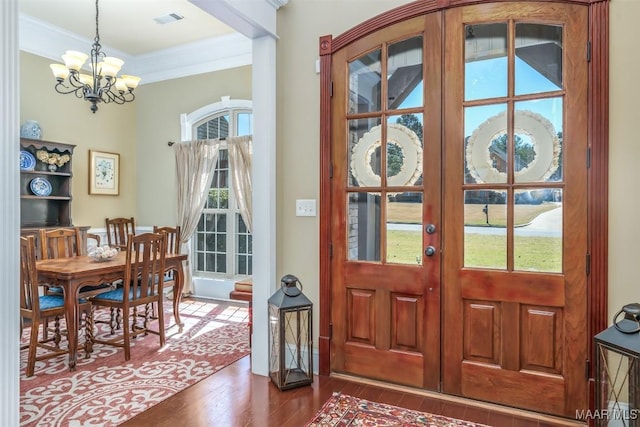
20,137 -> 89,255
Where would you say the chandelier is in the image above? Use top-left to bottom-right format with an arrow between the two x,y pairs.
49,0 -> 141,113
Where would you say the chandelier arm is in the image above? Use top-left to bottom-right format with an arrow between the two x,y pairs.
67,72 -> 88,90
53,82 -> 85,97
104,88 -> 134,105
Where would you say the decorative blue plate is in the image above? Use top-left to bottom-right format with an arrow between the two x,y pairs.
29,177 -> 52,197
20,150 -> 36,171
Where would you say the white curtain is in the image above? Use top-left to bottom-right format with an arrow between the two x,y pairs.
174,139 -> 219,295
227,135 -> 253,233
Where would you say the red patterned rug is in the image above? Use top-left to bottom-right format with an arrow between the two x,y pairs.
306,393 -> 489,427
20,299 -> 250,427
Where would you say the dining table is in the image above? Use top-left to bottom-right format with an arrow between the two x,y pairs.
36,251 -> 188,370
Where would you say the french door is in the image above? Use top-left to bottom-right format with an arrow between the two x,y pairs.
325,1 -> 590,417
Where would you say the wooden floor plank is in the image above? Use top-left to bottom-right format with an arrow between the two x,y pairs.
120,354 -> 585,426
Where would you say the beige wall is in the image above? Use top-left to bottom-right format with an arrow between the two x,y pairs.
609,0 -> 640,319
20,52 -> 137,229
276,0 -> 409,343
134,66 -> 252,228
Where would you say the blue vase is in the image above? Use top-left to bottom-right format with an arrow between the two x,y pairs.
20,120 -> 42,140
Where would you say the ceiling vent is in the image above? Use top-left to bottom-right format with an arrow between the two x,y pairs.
154,13 -> 184,25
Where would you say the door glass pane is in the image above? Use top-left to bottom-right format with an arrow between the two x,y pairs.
465,23 -> 508,101
514,189 -> 562,272
348,192 -> 381,262
387,192 -> 423,265
349,49 -> 382,114
465,104 -> 508,184
388,36 -> 423,110
464,190 -> 507,269
514,98 -> 563,183
387,114 -> 423,186
515,24 -> 563,96
349,118 -> 382,187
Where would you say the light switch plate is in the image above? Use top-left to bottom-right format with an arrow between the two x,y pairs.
296,199 -> 316,217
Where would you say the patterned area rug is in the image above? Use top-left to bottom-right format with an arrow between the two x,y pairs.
20,299 -> 250,427
306,393 -> 489,427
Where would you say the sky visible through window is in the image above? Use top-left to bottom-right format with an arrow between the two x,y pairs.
397,56 -> 562,139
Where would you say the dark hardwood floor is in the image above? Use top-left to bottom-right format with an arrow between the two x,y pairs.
121,354 -> 585,427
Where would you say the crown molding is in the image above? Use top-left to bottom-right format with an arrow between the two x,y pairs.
130,33 -> 252,84
19,13 -> 252,85
266,0 -> 289,9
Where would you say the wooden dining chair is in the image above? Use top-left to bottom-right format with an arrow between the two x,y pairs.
20,235 -> 93,377
89,232 -> 167,360
151,226 -> 181,319
39,227 -> 83,259
40,227 -> 115,299
105,217 -> 135,251
87,232 -> 101,248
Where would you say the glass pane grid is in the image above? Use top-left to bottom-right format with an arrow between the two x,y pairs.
194,111 -> 254,277
236,214 -> 253,275
195,213 -> 227,273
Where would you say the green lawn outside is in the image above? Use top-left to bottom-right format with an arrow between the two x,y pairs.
387,230 -> 562,272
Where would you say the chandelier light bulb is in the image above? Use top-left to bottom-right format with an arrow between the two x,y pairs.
78,74 -> 94,88
62,51 -> 88,71
121,75 -> 141,90
49,64 -> 70,81
115,79 -> 128,93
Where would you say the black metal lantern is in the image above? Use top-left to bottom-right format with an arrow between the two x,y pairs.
268,274 -> 313,391
594,303 -> 640,426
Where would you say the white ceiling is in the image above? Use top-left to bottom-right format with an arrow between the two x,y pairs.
19,0 -> 236,56
18,0 -> 259,84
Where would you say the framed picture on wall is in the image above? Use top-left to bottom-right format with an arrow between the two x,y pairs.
89,150 -> 119,195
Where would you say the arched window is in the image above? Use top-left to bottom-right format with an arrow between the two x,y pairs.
182,98 -> 253,279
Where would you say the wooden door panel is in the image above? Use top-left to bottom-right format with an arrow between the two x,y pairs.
343,343 -> 425,388
391,294 -> 423,351
461,362 -> 565,415
463,301 -> 500,365
461,270 -> 565,306
520,305 -> 563,374
347,288 -> 375,345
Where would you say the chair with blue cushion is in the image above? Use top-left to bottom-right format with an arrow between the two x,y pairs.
89,232 -> 167,360
20,235 -> 93,377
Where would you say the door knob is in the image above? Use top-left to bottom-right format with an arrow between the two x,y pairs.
425,246 -> 437,257
425,224 -> 436,234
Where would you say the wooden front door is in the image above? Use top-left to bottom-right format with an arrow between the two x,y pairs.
327,1 -> 589,417
329,13 -> 443,390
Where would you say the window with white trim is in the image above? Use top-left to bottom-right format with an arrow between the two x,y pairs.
193,108 -> 253,278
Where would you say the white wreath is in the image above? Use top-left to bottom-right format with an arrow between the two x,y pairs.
465,110 -> 561,184
350,123 -> 423,187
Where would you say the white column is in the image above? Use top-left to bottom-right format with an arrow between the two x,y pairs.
250,34 -> 277,376
1,0 -> 21,424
